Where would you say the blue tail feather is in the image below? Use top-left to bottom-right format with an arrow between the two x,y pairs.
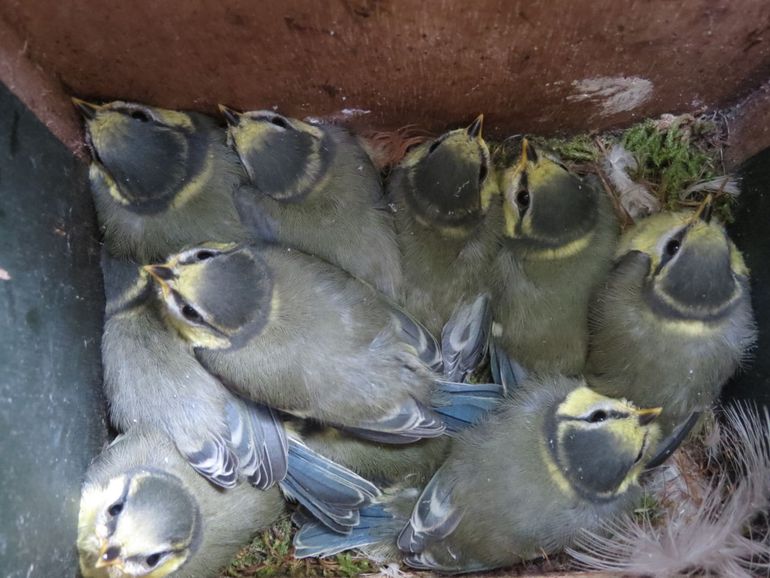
280,439 -> 380,534
294,503 -> 397,558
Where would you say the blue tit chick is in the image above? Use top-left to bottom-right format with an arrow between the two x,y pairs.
387,115 -> 502,338
77,427 -> 286,578
586,196 -> 757,436
294,376 -> 662,574
145,243 -> 503,447
221,107 -> 402,298
73,99 -> 246,262
491,138 -> 618,377
101,254 -> 378,533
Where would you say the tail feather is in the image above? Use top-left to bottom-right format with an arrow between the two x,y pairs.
294,503 -> 397,558
281,439 -> 380,533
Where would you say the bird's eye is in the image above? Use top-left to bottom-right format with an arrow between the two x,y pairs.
181,304 -> 203,323
516,190 -> 530,208
665,238 -> 681,257
195,250 -> 216,261
107,502 -> 124,516
145,553 -> 162,568
587,410 -> 608,423
270,116 -> 290,129
129,110 -> 151,123
478,162 -> 488,184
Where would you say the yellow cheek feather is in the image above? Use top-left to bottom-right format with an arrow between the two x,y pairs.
147,555 -> 188,578
170,149 -> 213,210
154,109 -> 194,130
539,438 -> 577,499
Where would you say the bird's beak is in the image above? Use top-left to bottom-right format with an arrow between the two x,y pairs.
143,264 -> 175,297
71,98 -> 101,121
636,407 -> 663,426
94,541 -> 123,569
692,193 -> 714,224
466,114 -> 484,139
519,137 -> 539,165
218,104 -> 241,127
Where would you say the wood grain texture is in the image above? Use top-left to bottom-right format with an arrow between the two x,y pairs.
0,0 -> 769,148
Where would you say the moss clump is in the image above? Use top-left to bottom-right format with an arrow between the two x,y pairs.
222,518 -> 375,578
621,117 -> 720,208
532,133 -> 600,164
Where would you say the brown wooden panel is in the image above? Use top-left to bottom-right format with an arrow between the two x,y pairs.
1,0 -> 769,143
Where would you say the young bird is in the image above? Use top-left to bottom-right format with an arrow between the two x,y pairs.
586,196 -> 757,435
221,107 -> 401,298
146,243 -> 502,447
296,294 -> 500,486
492,138 -> 618,377
387,115 -> 502,338
294,377 -> 662,574
101,254 -> 379,533
77,427 -> 286,578
73,99 -> 246,262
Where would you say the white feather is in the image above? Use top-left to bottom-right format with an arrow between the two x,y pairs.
602,144 -> 660,221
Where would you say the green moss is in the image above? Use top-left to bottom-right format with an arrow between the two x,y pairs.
532,133 -> 600,163
222,518 -> 375,578
620,118 -> 720,208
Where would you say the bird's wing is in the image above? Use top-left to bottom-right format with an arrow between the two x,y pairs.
384,308 -> 443,373
441,294 -> 492,382
293,503 -> 395,558
280,438 -> 381,533
431,380 -> 505,434
397,465 -> 464,554
489,339 -> 529,395
225,397 -> 289,489
178,431 -> 239,489
340,396 -> 446,444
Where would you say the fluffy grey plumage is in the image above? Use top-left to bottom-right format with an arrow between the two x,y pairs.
77,428 -> 286,578
101,253 -> 379,533
225,109 -> 402,298
586,207 -> 757,435
295,377 -> 661,574
150,243 -> 447,444
569,403 -> 770,578
75,100 -> 247,263
388,119 -> 502,338
492,140 -> 618,376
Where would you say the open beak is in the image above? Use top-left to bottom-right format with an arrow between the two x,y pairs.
218,104 -> 241,127
94,541 -> 123,569
72,97 -> 101,121
143,264 -> 175,297
466,114 -> 484,139
636,406 -> 663,426
692,193 -> 714,224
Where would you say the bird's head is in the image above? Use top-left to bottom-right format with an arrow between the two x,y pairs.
546,386 -> 661,500
78,468 -> 200,578
499,138 -> 604,260
400,115 -> 496,230
221,106 -> 328,201
73,99 -> 205,213
619,195 -> 748,322
144,243 -> 273,350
